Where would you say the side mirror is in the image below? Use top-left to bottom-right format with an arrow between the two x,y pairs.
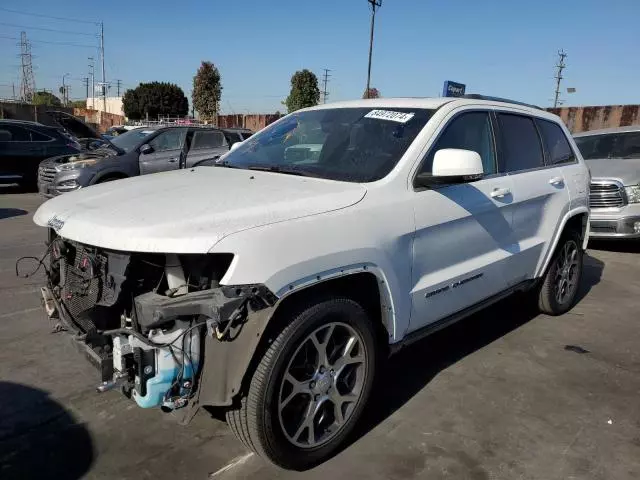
140,144 -> 153,155
229,141 -> 243,153
415,149 -> 484,188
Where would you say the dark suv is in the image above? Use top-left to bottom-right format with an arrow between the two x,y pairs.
38,125 -> 234,197
0,119 -> 81,188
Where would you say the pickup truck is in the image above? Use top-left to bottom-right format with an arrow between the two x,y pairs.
574,126 -> 640,239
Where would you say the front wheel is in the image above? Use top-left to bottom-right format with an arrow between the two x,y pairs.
226,297 -> 378,470
537,231 -> 583,315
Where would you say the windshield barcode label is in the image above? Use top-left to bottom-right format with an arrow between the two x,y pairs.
364,110 -> 415,123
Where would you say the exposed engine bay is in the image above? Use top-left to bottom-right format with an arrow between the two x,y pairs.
35,230 -> 276,413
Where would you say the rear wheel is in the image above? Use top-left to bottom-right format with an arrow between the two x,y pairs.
226,297 -> 377,470
537,230 -> 583,315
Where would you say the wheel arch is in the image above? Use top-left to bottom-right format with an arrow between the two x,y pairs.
536,207 -> 589,278
93,170 -> 129,184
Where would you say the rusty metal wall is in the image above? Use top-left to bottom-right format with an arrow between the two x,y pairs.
73,108 -> 125,132
547,105 -> 640,133
217,113 -> 283,132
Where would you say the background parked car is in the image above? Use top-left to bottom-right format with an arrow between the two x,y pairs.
574,126 -> 640,239
0,119 -> 81,188
38,125 -> 233,197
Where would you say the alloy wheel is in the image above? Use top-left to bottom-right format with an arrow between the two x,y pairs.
277,322 -> 368,449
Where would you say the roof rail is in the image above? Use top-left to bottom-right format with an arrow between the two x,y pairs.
460,94 -> 542,110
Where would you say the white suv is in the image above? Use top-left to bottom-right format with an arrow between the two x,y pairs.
33,96 -> 590,469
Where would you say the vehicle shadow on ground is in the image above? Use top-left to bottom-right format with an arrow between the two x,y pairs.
0,184 -> 36,195
0,208 -> 28,220
345,253 -> 605,458
0,382 -> 94,480
588,239 -> 640,254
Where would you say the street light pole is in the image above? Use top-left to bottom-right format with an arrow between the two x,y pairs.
365,0 -> 381,99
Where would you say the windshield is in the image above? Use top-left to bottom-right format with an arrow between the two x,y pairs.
220,107 -> 435,182
109,128 -> 156,153
574,132 -> 640,160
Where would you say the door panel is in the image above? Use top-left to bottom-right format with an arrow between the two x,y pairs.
495,114 -> 572,282
185,130 -> 229,168
410,176 -> 517,333
139,129 -> 186,175
508,168 -> 571,283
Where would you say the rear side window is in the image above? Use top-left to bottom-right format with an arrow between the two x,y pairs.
536,119 -> 575,165
29,129 -> 53,142
497,114 -> 544,172
420,111 -> 496,175
223,131 -> 242,146
0,125 -> 31,141
191,130 -> 226,149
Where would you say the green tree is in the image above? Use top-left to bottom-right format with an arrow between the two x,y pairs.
69,100 -> 86,108
284,69 -> 320,113
32,91 -> 62,107
192,61 -> 222,121
122,82 -> 188,120
362,87 -> 381,99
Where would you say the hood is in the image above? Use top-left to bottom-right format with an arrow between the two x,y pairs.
40,149 -> 116,167
585,158 -> 640,186
47,110 -> 101,140
33,167 -> 367,253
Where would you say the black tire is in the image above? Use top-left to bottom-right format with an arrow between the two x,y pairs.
226,297 -> 378,470
537,230 -> 583,315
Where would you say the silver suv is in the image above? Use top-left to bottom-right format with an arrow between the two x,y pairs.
38,126 -> 232,197
574,126 -> 640,239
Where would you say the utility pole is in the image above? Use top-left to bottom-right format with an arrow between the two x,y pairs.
115,79 -> 122,97
100,21 -> 106,113
62,73 -> 70,106
82,77 -> 89,101
553,49 -> 567,108
88,57 -> 95,109
12,83 -> 16,101
365,0 -> 382,99
321,68 -> 331,104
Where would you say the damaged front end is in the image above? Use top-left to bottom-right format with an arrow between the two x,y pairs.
36,230 -> 276,415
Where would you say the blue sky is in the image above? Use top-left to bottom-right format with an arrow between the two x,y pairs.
0,0 -> 638,113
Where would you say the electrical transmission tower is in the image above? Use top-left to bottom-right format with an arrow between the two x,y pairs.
321,69 -> 331,104
19,31 -> 36,102
553,49 -> 567,108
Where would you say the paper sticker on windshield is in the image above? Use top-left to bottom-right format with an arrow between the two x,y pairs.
364,110 -> 415,123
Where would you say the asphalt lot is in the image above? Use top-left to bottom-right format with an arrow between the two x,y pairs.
1,188 -> 639,480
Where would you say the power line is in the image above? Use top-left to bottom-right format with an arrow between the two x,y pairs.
0,34 -> 96,48
0,22 -> 97,36
0,7 -> 98,25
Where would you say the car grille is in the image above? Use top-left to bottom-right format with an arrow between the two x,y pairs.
589,182 -> 626,209
38,165 -> 57,186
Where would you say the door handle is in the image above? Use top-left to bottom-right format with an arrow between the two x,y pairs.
490,187 -> 511,199
549,176 -> 564,186
168,158 -> 178,163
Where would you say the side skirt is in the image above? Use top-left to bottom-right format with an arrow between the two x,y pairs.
390,280 -> 536,355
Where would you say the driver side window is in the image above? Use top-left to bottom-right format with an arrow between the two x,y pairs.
149,129 -> 186,152
419,111 -> 496,175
